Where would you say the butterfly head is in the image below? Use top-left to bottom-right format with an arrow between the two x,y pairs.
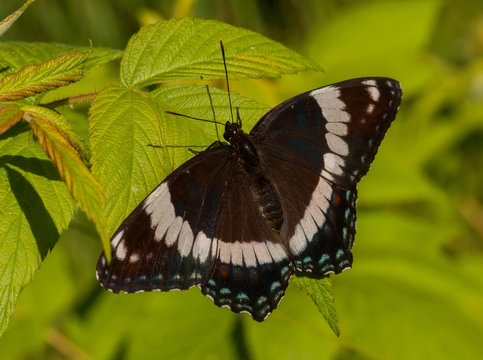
223,121 -> 243,143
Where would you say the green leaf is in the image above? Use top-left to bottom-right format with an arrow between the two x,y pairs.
23,104 -> 89,161
0,51 -> 89,101
0,42 -> 122,76
121,18 -> 321,88
152,84 -> 269,129
23,105 -> 106,247
292,273 -> 340,336
150,84 -> 269,166
0,104 -> 23,135
0,232 -> 79,358
89,86 -> 170,242
0,122 -> 76,337
0,0 -> 35,38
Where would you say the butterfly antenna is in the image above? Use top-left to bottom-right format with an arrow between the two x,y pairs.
204,81 -> 221,141
165,111 -> 224,126
220,40 -> 235,125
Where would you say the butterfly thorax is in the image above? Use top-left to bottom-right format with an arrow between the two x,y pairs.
224,121 -> 283,232
224,122 -> 259,171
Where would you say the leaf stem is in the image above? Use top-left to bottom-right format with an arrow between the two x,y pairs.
46,327 -> 89,360
45,92 -> 98,108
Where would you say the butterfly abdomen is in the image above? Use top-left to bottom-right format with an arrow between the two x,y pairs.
250,173 -> 283,232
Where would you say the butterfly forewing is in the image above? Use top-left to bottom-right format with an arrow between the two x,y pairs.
97,147 -> 231,293
252,77 -> 401,187
97,77 -> 402,321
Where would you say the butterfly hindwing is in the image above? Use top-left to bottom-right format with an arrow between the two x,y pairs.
201,168 -> 293,321
287,181 -> 357,274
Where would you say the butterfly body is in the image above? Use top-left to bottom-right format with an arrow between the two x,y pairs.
97,77 -> 402,321
223,121 -> 284,231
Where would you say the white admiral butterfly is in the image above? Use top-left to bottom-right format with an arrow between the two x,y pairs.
96,55 -> 402,321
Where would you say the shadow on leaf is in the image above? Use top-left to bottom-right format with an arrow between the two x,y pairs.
0,155 -> 61,181
5,165 -> 59,259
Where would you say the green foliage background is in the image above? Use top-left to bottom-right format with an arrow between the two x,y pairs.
0,0 -> 482,359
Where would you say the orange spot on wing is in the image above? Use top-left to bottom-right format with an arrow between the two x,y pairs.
220,267 -> 230,278
334,194 -> 341,205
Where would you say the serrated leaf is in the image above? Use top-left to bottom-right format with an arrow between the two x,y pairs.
0,42 -> 122,77
0,0 -> 35,37
22,105 -> 106,247
89,86 -> 170,241
0,51 -> 89,101
152,84 -> 269,129
23,105 -> 88,161
0,104 -> 23,135
292,273 -> 340,336
0,122 -> 76,337
121,18 -> 321,88
150,84 -> 269,166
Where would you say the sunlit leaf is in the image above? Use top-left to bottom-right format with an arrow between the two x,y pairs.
0,234 -> 79,359
0,104 -> 23,135
0,42 -> 122,77
292,274 -> 340,336
150,84 -> 268,166
0,51 -> 89,101
89,86 -> 169,243
23,105 -> 106,246
121,18 -> 321,87
0,122 -> 75,337
27,105 -> 88,160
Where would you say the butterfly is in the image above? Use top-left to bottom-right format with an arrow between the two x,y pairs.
96,76 -> 402,321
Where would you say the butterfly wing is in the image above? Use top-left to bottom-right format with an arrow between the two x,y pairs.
97,145 -> 293,321
250,77 -> 402,274
96,146 -> 233,293
202,167 -> 293,321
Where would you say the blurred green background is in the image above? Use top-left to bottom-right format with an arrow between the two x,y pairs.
1,0 -> 482,359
